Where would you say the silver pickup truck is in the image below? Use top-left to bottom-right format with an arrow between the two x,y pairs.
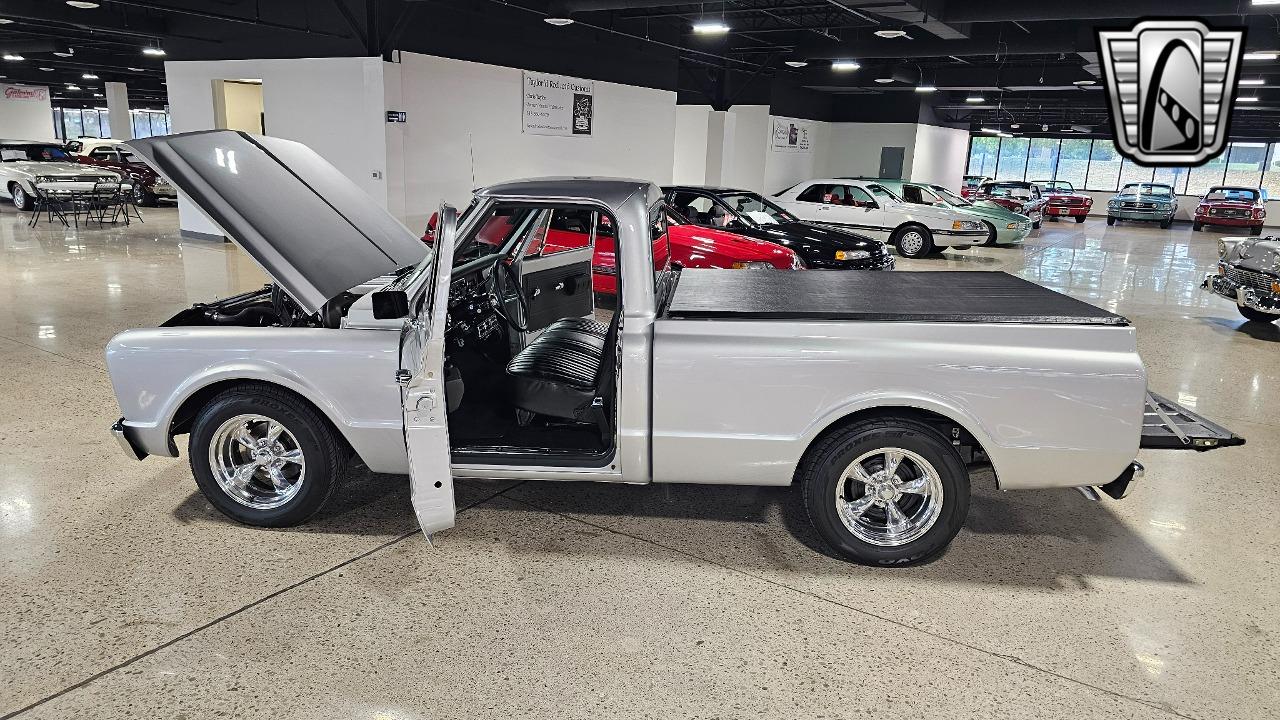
107,131 -> 1242,566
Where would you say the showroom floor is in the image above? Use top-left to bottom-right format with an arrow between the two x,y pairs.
0,205 -> 1276,720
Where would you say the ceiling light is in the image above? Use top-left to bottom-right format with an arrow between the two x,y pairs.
1072,79 -> 1096,86
1239,96 -> 1260,102
692,22 -> 730,34
874,29 -> 909,39
1244,51 -> 1277,60
980,127 -> 1002,133
832,60 -> 861,71
142,46 -> 166,56
82,73 -> 98,79
965,95 -> 984,102
3,54 -> 24,61
38,67 -> 54,71
1240,78 -> 1266,85
66,1 -> 100,7
65,84 -> 80,90
93,93 -> 102,97
1253,0 -> 1280,5
874,77 -> 894,83
914,85 -> 936,92
543,17 -> 573,26
1010,124 -> 1020,129
784,60 -> 808,68
0,18 -> 13,24
127,67 -> 146,72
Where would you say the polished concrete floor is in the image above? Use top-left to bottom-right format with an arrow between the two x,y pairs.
0,206 -> 1276,720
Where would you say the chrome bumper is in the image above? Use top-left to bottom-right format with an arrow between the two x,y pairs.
1203,273 -> 1280,314
111,419 -> 147,461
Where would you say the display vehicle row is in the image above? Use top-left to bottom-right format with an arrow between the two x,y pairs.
106,131 -> 1244,566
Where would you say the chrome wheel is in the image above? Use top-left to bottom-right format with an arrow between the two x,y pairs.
208,414 -> 305,510
834,447 -> 944,546
12,185 -> 26,210
898,230 -> 925,256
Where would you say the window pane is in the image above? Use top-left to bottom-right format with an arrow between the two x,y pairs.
1261,143 -> 1280,199
82,110 -> 101,138
1118,158 -> 1154,188
967,136 -> 999,177
1151,167 -> 1189,195
99,111 -> 110,138
995,137 -> 1029,181
1055,139 -> 1092,190
64,110 -> 84,140
1185,152 -> 1227,195
1085,141 -> 1121,191
1024,138 -> 1060,184
1223,142 -> 1266,188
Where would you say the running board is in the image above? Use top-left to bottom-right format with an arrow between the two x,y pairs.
1139,392 -> 1245,451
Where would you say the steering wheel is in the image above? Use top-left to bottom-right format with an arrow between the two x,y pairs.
488,257 -> 529,332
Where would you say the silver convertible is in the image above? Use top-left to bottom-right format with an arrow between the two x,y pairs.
107,131 -> 1242,566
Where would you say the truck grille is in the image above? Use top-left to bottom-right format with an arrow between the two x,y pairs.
1225,265 -> 1278,292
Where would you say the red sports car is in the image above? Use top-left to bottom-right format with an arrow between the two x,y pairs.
960,175 -> 991,199
1194,186 -> 1268,235
970,180 -> 1047,228
1034,180 -> 1092,223
422,207 -> 801,296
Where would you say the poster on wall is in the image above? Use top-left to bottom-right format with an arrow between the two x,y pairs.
771,117 -> 812,153
1,84 -> 50,102
522,71 -> 594,137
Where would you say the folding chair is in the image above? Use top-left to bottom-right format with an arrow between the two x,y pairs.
28,177 -> 74,228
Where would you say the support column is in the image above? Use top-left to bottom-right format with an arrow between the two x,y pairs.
105,81 -> 132,140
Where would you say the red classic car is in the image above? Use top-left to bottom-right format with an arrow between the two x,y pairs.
423,206 -> 801,296
1034,180 -> 1092,223
1194,186 -> 1268,235
960,175 -> 991,199
970,180 -> 1047,228
67,140 -> 175,206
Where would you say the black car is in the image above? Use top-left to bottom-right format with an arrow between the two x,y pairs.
663,185 -> 894,270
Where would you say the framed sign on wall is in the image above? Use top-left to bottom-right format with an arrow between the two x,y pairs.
522,71 -> 594,137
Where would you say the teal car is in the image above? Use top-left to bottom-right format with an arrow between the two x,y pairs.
1106,183 -> 1177,228
867,178 -> 1033,246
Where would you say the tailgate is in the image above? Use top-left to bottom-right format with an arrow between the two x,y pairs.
1140,392 -> 1245,450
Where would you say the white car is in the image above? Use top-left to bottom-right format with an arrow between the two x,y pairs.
773,178 -> 989,258
64,137 -> 128,156
0,139 -> 123,210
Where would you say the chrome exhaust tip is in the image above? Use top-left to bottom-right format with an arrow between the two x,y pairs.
1075,486 -> 1102,501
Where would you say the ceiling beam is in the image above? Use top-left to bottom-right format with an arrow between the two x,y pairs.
0,0 -> 169,39
939,0 -> 1275,23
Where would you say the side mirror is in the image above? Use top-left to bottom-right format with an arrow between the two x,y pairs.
372,290 -> 409,320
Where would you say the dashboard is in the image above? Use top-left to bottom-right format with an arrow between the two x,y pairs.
446,273 -> 502,348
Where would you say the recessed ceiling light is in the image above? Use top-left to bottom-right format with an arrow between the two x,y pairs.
1238,96 -> 1260,102
873,29 -> 909,39
965,95 -> 984,102
93,93 -> 102,97
65,84 -> 80,90
1240,78 -> 1266,85
0,18 -> 13,24
1072,79 -> 1097,86
142,47 -> 166,56
832,60 -> 861,71
82,73 -> 98,79
127,67 -> 146,72
543,17 -> 573,26
784,60 -> 808,68
874,77 -> 894,83
3,54 -> 24,61
914,85 -> 936,92
66,1 -> 100,8
1010,123 -> 1020,129
1244,51 -> 1277,60
38,67 -> 54,71
692,22 -> 730,34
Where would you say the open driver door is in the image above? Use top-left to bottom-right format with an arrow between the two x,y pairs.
403,204 -> 458,538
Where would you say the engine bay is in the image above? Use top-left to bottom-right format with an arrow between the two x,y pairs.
161,284 -> 360,330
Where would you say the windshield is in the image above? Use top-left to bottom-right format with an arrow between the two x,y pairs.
931,185 -> 971,206
982,184 -> 1031,199
0,145 -> 72,162
1205,187 -> 1259,202
963,176 -> 985,188
716,192 -> 796,226
1121,183 -> 1172,197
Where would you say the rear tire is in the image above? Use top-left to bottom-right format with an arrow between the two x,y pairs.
1106,215 -> 1116,226
1074,215 -> 1086,223
1193,221 -> 1203,231
188,384 -> 346,527
892,225 -> 934,259
799,417 -> 970,566
1239,306 -> 1278,323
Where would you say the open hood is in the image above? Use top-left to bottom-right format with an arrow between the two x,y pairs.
128,130 -> 427,314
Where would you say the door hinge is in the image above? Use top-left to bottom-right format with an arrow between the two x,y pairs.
395,369 -> 412,386
415,389 -> 437,411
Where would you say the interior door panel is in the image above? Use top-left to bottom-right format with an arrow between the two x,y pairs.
522,260 -> 594,330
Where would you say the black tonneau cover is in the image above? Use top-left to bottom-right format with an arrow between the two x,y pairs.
665,270 -> 1127,325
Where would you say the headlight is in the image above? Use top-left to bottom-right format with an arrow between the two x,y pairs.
836,249 -> 870,260
731,261 -> 774,269
951,220 -> 983,231
1108,199 -> 1119,207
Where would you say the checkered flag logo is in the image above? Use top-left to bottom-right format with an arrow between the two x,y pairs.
1098,19 -> 1244,166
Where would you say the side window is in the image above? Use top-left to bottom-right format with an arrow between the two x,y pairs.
671,192 -> 716,225
901,185 -> 925,204
67,141 -> 82,154
90,148 -> 117,162
845,186 -> 876,208
796,184 -> 829,203
532,207 -> 594,257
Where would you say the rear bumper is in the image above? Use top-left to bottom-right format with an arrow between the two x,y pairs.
111,418 -> 148,461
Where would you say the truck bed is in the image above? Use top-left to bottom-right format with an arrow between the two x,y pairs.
665,269 -> 1127,325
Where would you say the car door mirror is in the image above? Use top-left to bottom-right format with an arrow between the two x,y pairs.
372,290 -> 409,319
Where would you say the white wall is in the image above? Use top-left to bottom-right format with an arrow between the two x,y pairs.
910,124 -> 968,189
672,104 -> 711,185
391,52 -> 677,232
763,116 -> 831,195
165,57 -> 389,237
0,85 -> 55,141
721,105 -> 770,192
826,122 -> 918,180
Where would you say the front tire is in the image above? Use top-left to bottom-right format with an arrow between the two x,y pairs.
11,184 -> 32,211
1074,215 -> 1086,223
1250,225 -> 1263,236
892,225 -> 934,259
1193,221 -> 1203,231
189,384 -> 346,527
1106,215 -> 1116,226
981,221 -> 998,246
133,183 -> 157,207
799,417 -> 970,566
1239,306 -> 1278,323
